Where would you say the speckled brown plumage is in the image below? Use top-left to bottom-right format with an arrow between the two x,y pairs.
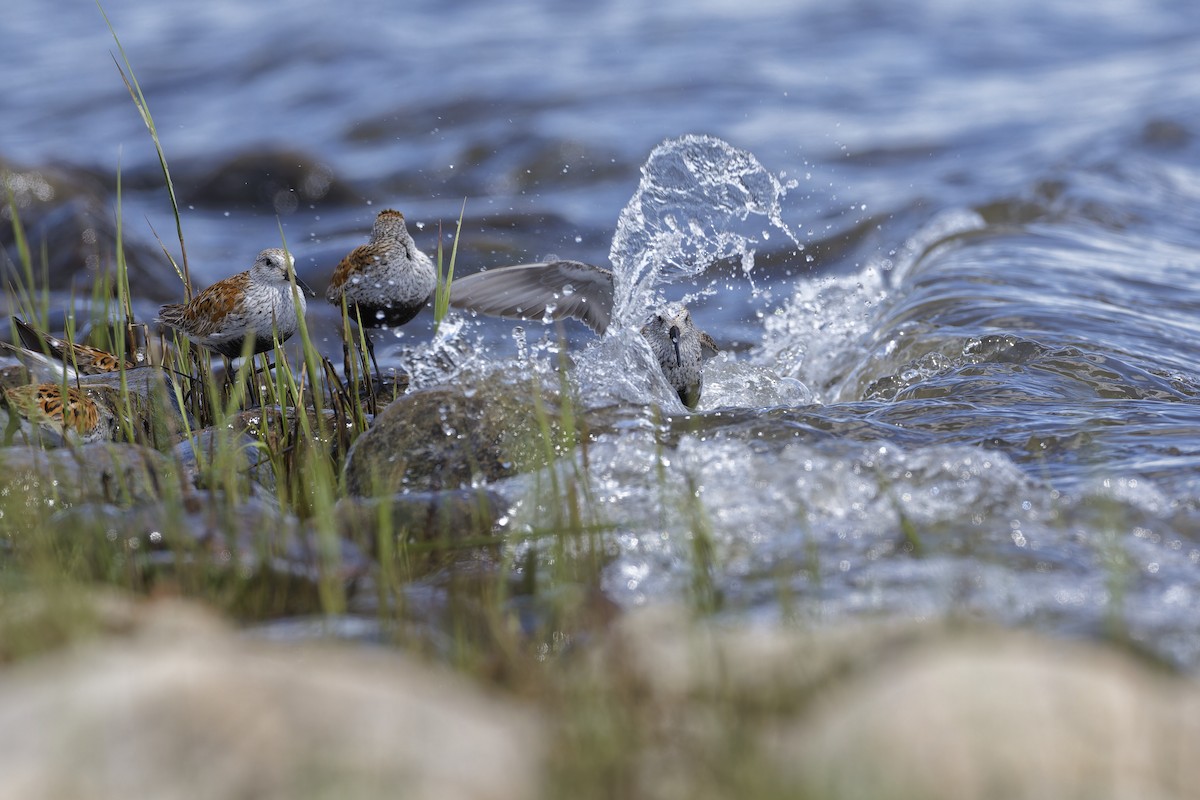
14,317 -> 139,375
1,382 -> 117,444
159,272 -> 251,339
158,248 -> 309,359
326,209 -> 436,329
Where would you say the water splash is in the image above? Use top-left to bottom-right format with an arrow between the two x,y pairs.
572,135 -> 803,410
608,134 -> 800,328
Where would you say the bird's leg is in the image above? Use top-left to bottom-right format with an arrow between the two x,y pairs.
364,332 -> 382,382
341,338 -> 354,388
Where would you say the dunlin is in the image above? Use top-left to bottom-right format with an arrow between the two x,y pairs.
325,209 -> 437,375
158,248 -> 312,359
449,260 -> 718,409
1,382 -> 119,446
639,305 -> 718,410
6,317 -> 140,379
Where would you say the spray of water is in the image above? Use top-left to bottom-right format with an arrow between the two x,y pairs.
396,136 -> 805,409
608,134 -> 800,328
577,135 -> 802,409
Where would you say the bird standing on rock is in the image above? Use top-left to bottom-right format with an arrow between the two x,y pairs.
325,209 -> 437,377
157,248 -> 312,359
449,260 -> 718,409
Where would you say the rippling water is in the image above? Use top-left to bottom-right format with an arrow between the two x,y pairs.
5,0 -> 1200,666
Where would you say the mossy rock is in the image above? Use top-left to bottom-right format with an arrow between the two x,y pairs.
342,383 -> 571,495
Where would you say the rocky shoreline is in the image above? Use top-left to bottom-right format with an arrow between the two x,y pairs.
6,150 -> 1200,800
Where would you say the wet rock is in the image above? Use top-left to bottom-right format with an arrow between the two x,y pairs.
334,488 -> 504,541
456,135 -> 627,193
342,384 -> 563,495
0,443 -> 172,512
179,149 -> 362,213
173,428 -> 277,491
233,405 -> 358,460
334,488 -> 505,553
175,405 -> 365,493
1140,118 -> 1191,150
0,597 -> 545,800
0,157 -> 180,301
49,493 -> 373,616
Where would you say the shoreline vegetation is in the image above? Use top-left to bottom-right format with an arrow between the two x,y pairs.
0,7 -> 1196,799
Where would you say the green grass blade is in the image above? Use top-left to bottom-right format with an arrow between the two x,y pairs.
433,199 -> 467,335
96,0 -> 191,298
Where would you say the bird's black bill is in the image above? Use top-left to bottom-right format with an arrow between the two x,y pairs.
669,324 -> 682,367
293,276 -> 318,298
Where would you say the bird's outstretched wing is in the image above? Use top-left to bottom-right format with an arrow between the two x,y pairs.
449,260 -> 615,334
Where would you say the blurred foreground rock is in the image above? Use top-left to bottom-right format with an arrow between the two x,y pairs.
0,597 -> 544,800
777,631 -> 1200,799
593,607 -> 1200,800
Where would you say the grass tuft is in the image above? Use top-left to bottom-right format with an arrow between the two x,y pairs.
433,199 -> 466,335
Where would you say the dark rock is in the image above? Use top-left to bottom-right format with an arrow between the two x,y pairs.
173,428 -> 276,491
0,158 -> 180,302
49,493 -> 373,616
179,149 -> 362,212
1140,118 -> 1191,150
233,405 -> 358,458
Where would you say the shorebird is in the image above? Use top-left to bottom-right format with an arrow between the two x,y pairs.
449,260 -> 718,409
158,248 -> 312,359
2,317 -> 142,381
1,382 -> 119,446
325,209 -> 437,376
